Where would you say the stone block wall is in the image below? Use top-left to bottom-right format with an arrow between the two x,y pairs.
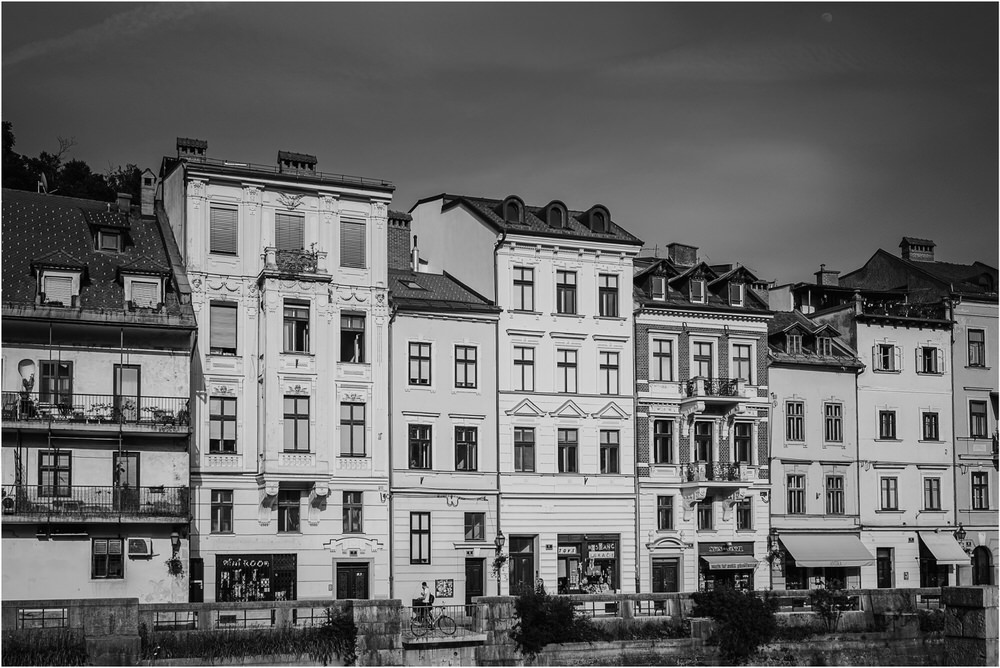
942,586 -> 999,666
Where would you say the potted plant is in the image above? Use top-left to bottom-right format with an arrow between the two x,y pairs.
491,554 -> 508,579
165,556 -> 185,577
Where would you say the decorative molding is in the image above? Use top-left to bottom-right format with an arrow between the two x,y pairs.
550,400 -> 587,419
323,536 -> 384,555
342,391 -> 366,403
189,180 -> 207,208
277,192 -> 305,209
286,384 -> 310,396
212,385 -> 236,396
243,185 -> 262,213
258,481 -> 279,526
506,398 -> 545,417
592,401 -> 630,420
308,484 -> 330,525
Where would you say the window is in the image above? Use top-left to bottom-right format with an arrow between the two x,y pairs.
874,343 -> 899,371
824,403 -> 843,443
922,412 -> 940,441
651,276 -> 666,301
693,342 -> 713,378
340,313 -> 365,363
879,410 -> 897,440
556,270 -> 577,315
210,302 -> 237,355
275,212 -> 304,251
787,475 -> 805,514
547,206 -> 564,228
209,397 -> 237,453
283,301 -> 310,352
39,361 -> 73,406
277,490 -> 301,533
504,199 -> 521,223
211,490 -> 234,533
599,274 -> 618,317
340,219 -> 366,268
969,329 -> 986,367
919,346 -> 941,374
410,512 -> 430,564
557,428 -> 578,473
92,538 -> 124,579
690,279 -> 706,304
591,209 -> 607,233
41,274 -> 75,305
464,512 -> 485,541
514,427 -> 535,472
651,339 -> 673,382
736,498 -> 752,530
513,267 -> 534,311
98,230 -> 121,252
38,451 -> 71,497
408,425 -> 431,470
514,347 -> 534,391
697,499 -> 713,530
787,334 -> 803,354
599,351 -> 619,395
408,342 -> 432,386
283,396 -> 310,452
455,427 -> 478,471
826,476 -> 845,515
817,337 -> 833,356
653,420 -> 673,464
732,343 -> 752,383
600,430 -> 620,474
729,283 -> 744,307
455,346 -> 477,389
733,422 -> 752,464
786,401 -> 804,441
694,422 -> 713,462
923,478 -> 941,511
970,401 -> 989,438
340,403 -> 365,456
657,496 -> 673,531
210,206 -> 238,255
972,472 -> 989,510
557,349 -> 577,393
343,491 -> 363,533
880,477 -> 899,511
129,280 -> 160,308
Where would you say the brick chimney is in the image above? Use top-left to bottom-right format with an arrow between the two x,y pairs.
899,237 -> 935,262
667,242 -> 698,267
277,150 -> 317,175
116,193 -> 132,212
815,263 -> 840,286
140,169 -> 156,216
387,210 -> 413,271
176,137 -> 207,161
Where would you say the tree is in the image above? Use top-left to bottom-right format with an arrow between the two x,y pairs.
105,163 -> 142,202
692,586 -> 779,665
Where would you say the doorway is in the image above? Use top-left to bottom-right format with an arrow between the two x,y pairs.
465,558 -> 484,616
189,558 -> 204,603
876,548 -> 893,588
113,452 -> 139,512
114,365 -> 141,423
509,537 -> 535,595
336,562 -> 369,599
652,558 -> 680,593
972,546 -> 993,585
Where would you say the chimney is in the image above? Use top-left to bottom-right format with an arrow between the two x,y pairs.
899,237 -> 935,262
277,150 -> 317,175
116,193 -> 132,212
386,210 -> 413,271
140,169 -> 156,216
176,137 -> 207,161
411,236 -> 420,272
815,263 -> 840,286
667,242 -> 698,267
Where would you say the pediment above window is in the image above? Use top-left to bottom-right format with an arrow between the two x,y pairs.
506,398 -> 545,417
550,400 -> 587,418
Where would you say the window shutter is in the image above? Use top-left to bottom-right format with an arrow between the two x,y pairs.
914,347 -> 921,370
937,349 -> 945,373
131,281 -> 159,307
43,276 -> 73,305
94,539 -> 108,555
872,345 -> 879,370
210,303 -> 237,351
340,220 -> 366,268
893,346 -> 902,371
108,539 -> 122,555
275,213 -> 304,251
210,207 -> 238,254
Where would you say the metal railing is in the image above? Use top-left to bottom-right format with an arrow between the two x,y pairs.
685,463 -> 743,482
1,484 -> 189,518
403,604 -> 476,638
685,378 -> 739,397
861,300 -> 948,321
2,392 -> 190,427
184,155 -> 394,189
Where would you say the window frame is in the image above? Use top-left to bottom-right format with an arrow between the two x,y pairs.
736,498 -> 753,530
923,477 -> 942,511
512,266 -> 535,311
874,343 -> 900,372
340,402 -> 366,457
653,419 -> 674,465
785,401 -> 805,442
694,421 -> 713,462
787,334 -> 803,355
600,429 -> 620,474
971,472 -> 989,510
787,474 -> 805,514
731,342 -> 753,384
970,400 -> 989,438
878,410 -> 897,440
692,341 -> 714,379
408,424 -> 432,470
690,278 -> 706,304
98,229 -> 122,253
817,337 -> 833,356
410,512 -> 431,564
282,301 -> 310,353
340,218 -> 367,269
209,396 -> 238,453
340,313 -> 366,363
922,411 -> 940,441
826,475 -> 845,515
880,477 -> 899,511
598,273 -> 619,317
277,489 -> 301,533
696,499 -> 714,530
454,345 -> 478,389
968,329 -> 986,367
209,301 -> 238,355
651,275 -> 667,301
599,351 -> 620,395
343,491 -> 363,534
556,348 -> 578,393
656,496 -> 673,531
733,422 -> 752,464
91,538 -> 124,579
824,403 -> 843,443
455,426 -> 478,471
464,512 -> 485,541
408,342 -> 432,386
211,489 -> 234,533
729,282 -> 744,307
39,360 -> 73,406
514,427 -> 535,472
38,450 -> 71,497
283,396 -> 310,452
514,346 -> 535,392
918,346 -> 942,375
555,270 -> 577,315
557,428 -> 578,474
651,338 -> 674,382
209,205 -> 239,256
275,211 -> 305,252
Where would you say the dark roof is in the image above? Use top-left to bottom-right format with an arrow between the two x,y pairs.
768,310 -> 862,369
1,189 -> 194,324
634,258 -> 771,314
908,259 -> 998,296
160,155 -> 395,192
900,237 -> 935,247
176,137 -> 207,149
415,193 -> 643,246
388,269 -> 499,314
277,150 -> 317,165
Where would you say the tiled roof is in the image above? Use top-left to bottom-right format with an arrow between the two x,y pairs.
2,189 -> 192,320
429,194 -> 643,246
767,310 -> 861,368
908,260 -> 998,296
388,269 -> 499,314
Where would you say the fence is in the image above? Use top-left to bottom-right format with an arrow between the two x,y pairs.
2,391 -> 190,427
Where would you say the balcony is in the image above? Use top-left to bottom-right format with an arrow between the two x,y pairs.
679,463 -> 766,491
860,300 -> 949,322
1,484 -> 189,522
261,246 -> 330,280
685,378 -> 739,398
2,392 -> 190,434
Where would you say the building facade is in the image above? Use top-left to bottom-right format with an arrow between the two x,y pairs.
160,140 -> 395,601
410,194 -> 642,594
1,188 -> 195,602
633,246 -> 773,593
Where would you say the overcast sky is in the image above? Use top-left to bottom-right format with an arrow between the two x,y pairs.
3,2 -> 996,284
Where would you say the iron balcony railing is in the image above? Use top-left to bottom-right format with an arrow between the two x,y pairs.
861,300 -> 948,321
685,463 -> 743,482
684,378 -> 739,397
1,484 -> 189,518
2,392 -> 190,427
186,156 -> 394,189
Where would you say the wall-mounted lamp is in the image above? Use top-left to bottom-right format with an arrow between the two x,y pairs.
378,487 -> 390,503
958,464 -> 969,475
953,523 -> 967,542
170,531 -> 181,557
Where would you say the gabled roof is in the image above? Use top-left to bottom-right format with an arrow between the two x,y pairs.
635,258 -> 770,314
388,269 -> 499,314
31,249 -> 87,271
414,193 -> 644,246
767,310 -> 862,369
840,248 -> 997,300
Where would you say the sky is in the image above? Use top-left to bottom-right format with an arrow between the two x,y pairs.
3,2 -> 997,284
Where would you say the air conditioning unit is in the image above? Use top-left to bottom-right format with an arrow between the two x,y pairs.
127,537 -> 153,558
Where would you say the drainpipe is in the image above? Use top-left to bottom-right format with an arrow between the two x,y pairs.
633,304 -> 642,594
387,303 -> 397,598
946,297 -> 960,584
493,229 -> 507,595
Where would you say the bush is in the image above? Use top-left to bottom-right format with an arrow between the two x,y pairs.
809,578 -> 851,632
599,617 -> 691,641
510,589 -> 600,658
1,629 -> 88,666
691,587 -> 778,665
772,621 -> 825,641
918,608 -> 945,633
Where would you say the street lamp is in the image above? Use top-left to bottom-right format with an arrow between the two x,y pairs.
494,529 -> 506,596
953,523 -> 967,542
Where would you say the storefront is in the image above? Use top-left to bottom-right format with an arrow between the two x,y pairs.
778,533 -> 872,590
698,542 -> 757,591
917,532 -> 968,587
216,553 -> 297,602
557,534 -> 620,594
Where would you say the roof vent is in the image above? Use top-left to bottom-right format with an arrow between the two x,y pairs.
176,137 -> 207,161
278,151 -> 317,175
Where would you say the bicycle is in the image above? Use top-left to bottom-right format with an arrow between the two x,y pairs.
409,604 -> 457,637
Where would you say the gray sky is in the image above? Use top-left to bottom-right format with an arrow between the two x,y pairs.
3,2 -> 996,284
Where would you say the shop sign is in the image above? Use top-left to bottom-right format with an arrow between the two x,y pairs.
589,551 -> 615,559
558,546 -> 578,555
588,541 -> 617,552
699,542 -> 752,555
708,561 -> 757,571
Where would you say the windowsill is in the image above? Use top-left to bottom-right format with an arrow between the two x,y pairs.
875,439 -> 901,443
455,469 -> 479,473
918,440 -> 944,444
282,450 -> 312,454
509,310 -> 542,315
209,352 -> 239,357
916,372 -> 944,376
965,365 -> 991,370
696,528 -> 717,533
454,386 -> 478,391
735,529 -> 755,533
210,531 -> 235,535
918,509 -> 947,514
408,383 -> 433,389
208,252 -> 239,258
969,436 -> 990,441
823,442 -> 845,447
551,312 -> 584,318
339,361 -> 370,366
339,454 -> 369,459
281,351 -> 314,356
277,532 -> 302,536
408,468 -> 432,472
873,369 -> 901,374
593,315 -> 627,321
875,509 -> 904,514
208,451 -> 240,456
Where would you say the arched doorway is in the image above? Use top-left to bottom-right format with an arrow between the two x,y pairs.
972,546 -> 993,585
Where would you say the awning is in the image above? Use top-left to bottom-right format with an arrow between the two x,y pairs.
780,534 -> 875,568
918,533 -> 970,566
700,555 -> 758,571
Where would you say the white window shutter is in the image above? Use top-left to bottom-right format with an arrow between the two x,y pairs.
937,348 -> 945,373
131,281 -> 159,307
914,347 -> 921,370
340,220 -> 366,268
275,213 -> 305,251
210,207 -> 238,254
43,276 -> 73,305
894,346 -> 902,371
872,345 -> 879,370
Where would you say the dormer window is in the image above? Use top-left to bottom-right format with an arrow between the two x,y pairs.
652,276 -> 667,301
124,276 -> 163,310
690,279 -> 706,304
39,271 -> 80,307
592,210 -> 606,233
545,203 -> 566,228
729,283 -> 745,307
98,230 -> 122,253
817,337 -> 833,356
502,196 -> 523,224
787,334 -> 803,354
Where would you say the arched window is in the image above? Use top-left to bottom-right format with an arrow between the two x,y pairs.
973,546 -> 993,585
548,207 -> 563,228
504,200 -> 521,223
592,210 -> 606,233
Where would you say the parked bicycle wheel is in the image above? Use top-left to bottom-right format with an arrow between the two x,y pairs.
410,614 -> 429,637
436,614 -> 456,635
